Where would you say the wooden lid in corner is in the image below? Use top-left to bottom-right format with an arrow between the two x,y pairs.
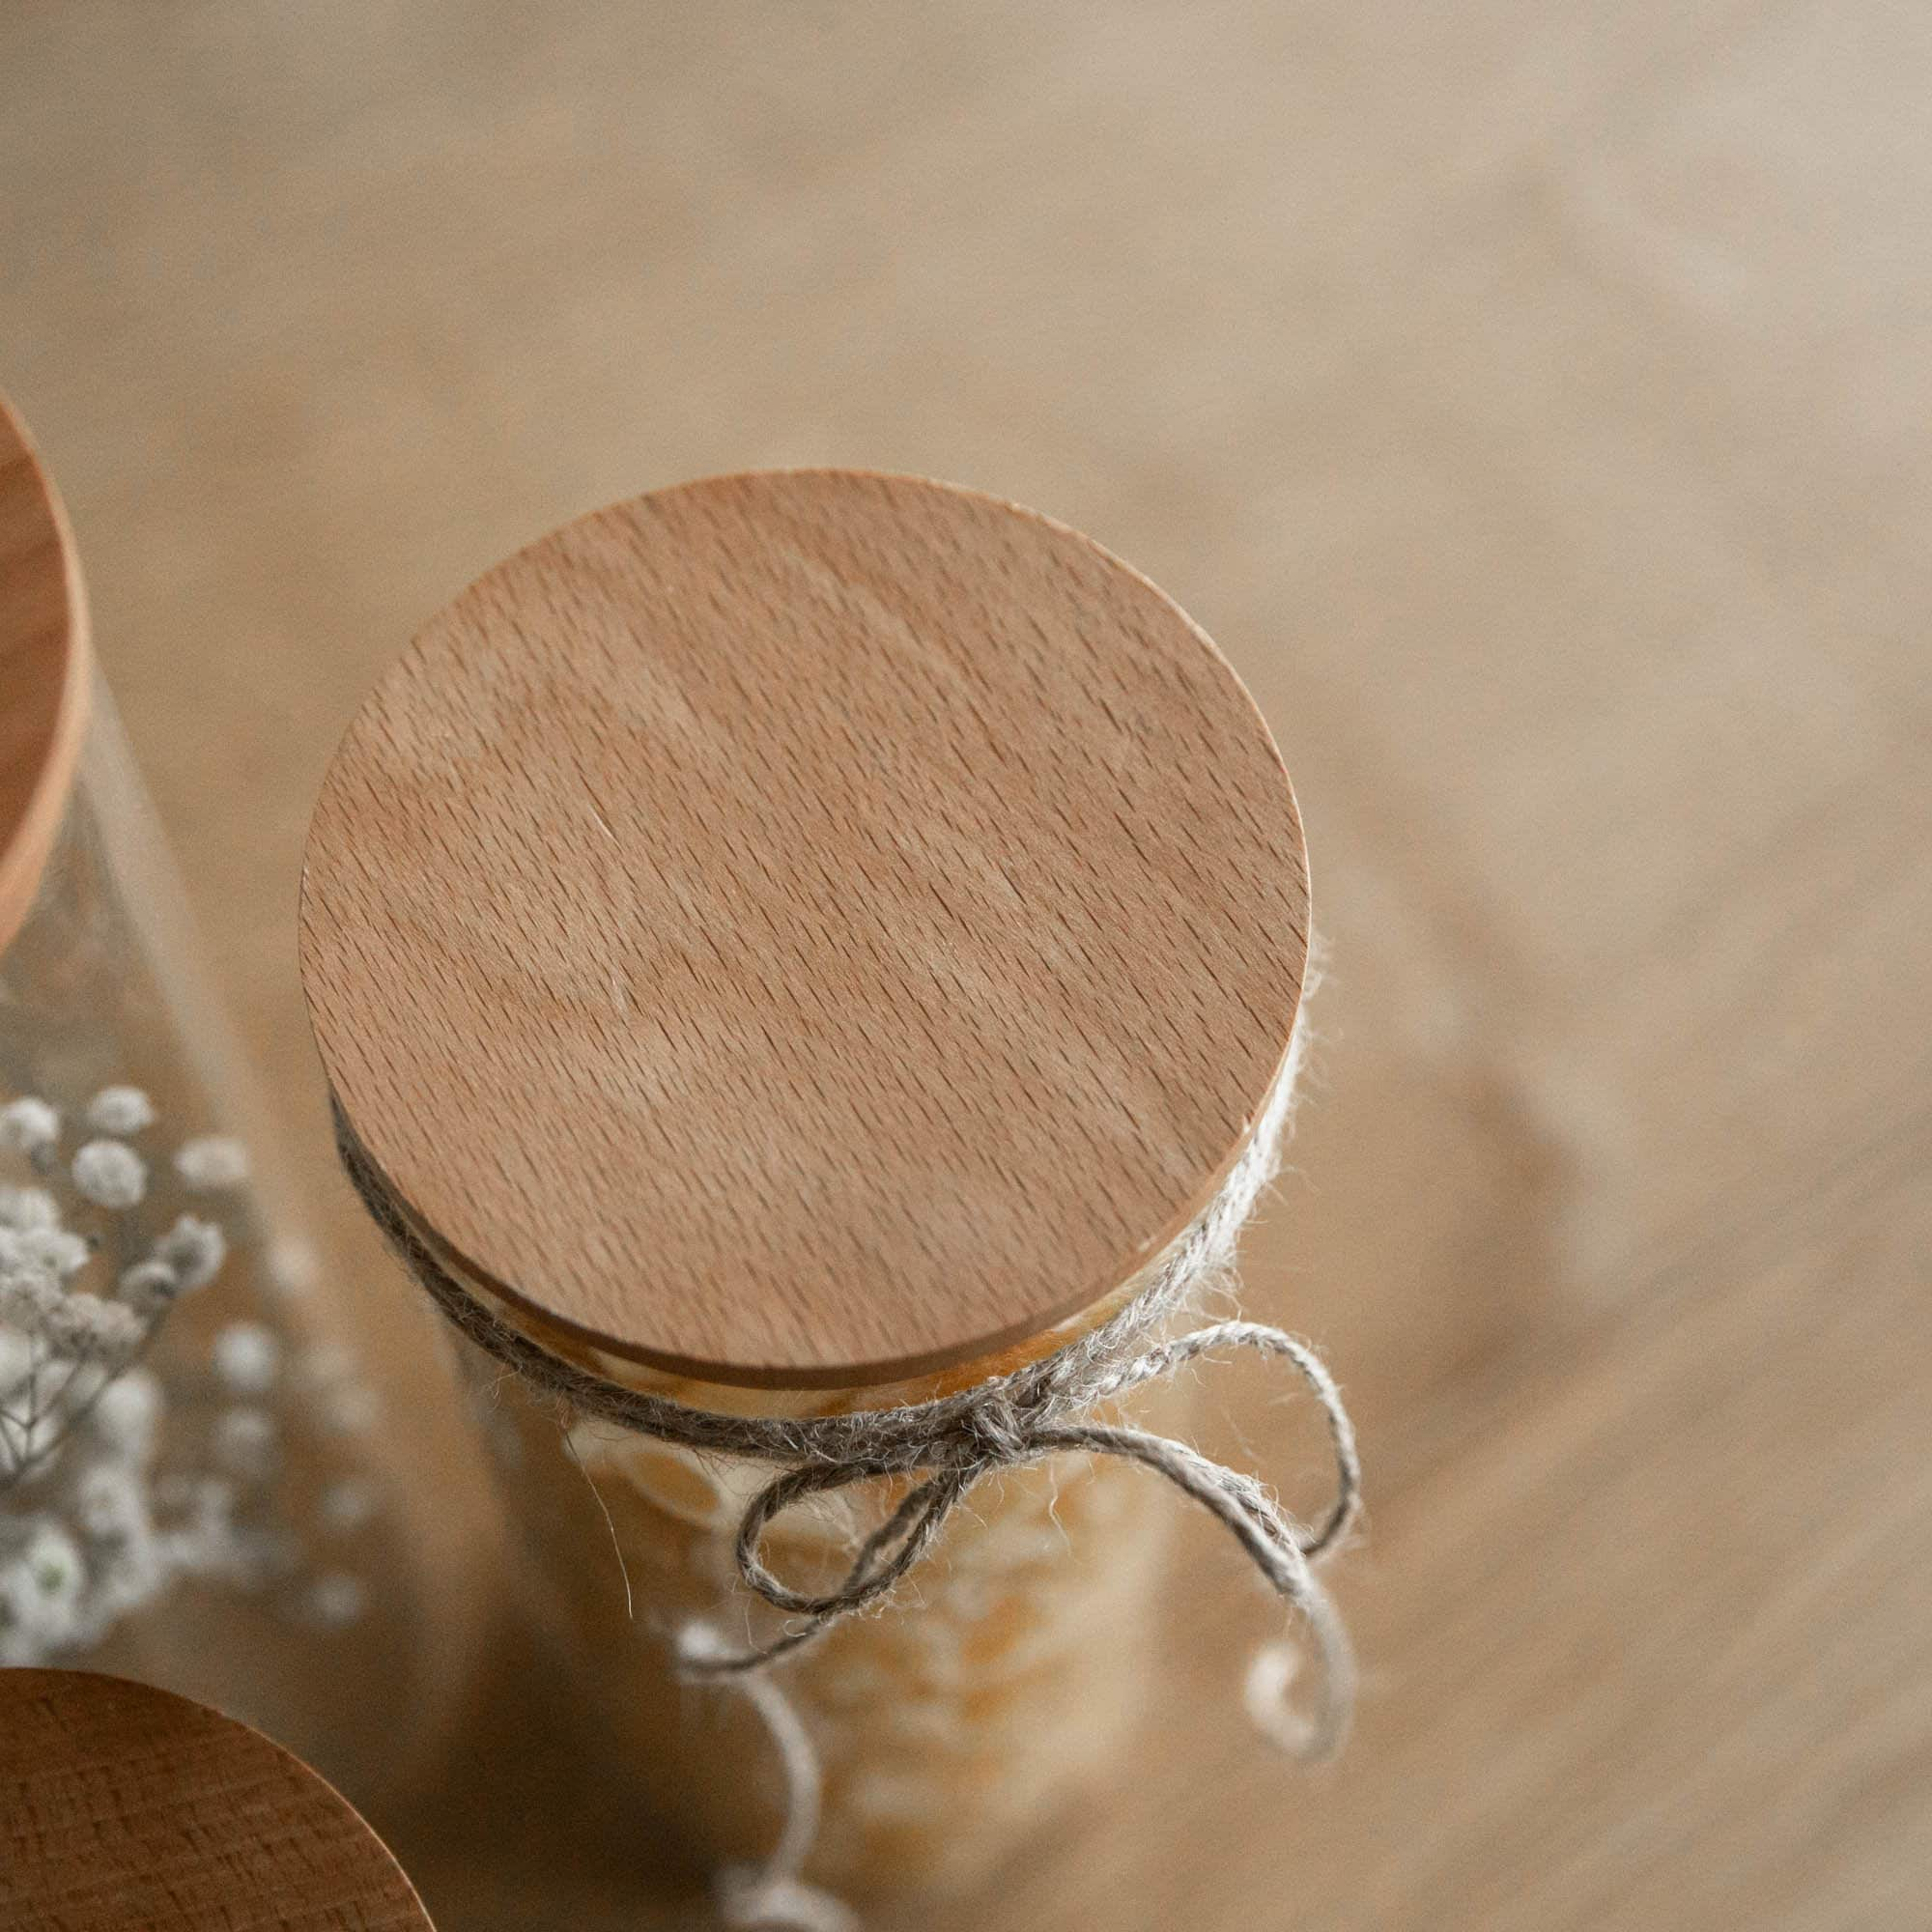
0,1670 -> 434,1931
0,392 -> 90,954
299,471 -> 1307,1389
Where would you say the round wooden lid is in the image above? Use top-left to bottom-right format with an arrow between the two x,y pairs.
300,471 -> 1307,1387
0,1670 -> 433,1931
0,392 -> 91,954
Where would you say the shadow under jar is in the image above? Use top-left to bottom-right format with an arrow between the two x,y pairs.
298,470 -> 1327,1902
0,394 -> 445,1806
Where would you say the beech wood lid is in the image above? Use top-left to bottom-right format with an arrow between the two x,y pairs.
0,1670 -> 433,1931
0,392 -> 90,955
300,471 -> 1307,1387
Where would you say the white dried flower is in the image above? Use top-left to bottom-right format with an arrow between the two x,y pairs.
318,1477 -> 376,1534
117,1258 -> 181,1314
92,1530 -> 166,1621
159,1476 -> 247,1580
19,1522 -> 84,1615
43,1293 -> 142,1360
0,1522 -> 87,1662
86,1522 -> 166,1631
213,1407 -> 278,1480
0,1098 -> 60,1156
174,1135 -> 248,1191
0,1187 -> 59,1232
155,1215 -> 225,1293
81,1519 -> 167,1631
73,1463 -> 147,1540
84,1087 -> 156,1136
71,1140 -> 148,1211
88,1369 -> 162,1460
0,1088 -> 353,1659
0,1268 -> 62,1327
212,1322 -> 279,1396
9,1225 -> 91,1282
304,1571 -> 367,1628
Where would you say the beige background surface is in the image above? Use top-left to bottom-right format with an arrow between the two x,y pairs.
4,4 -> 1928,1928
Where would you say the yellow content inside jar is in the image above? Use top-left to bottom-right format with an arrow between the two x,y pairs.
449,1263 -> 1188,1899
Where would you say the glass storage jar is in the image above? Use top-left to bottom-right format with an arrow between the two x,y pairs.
301,471 -> 1339,1903
0,392 -> 444,1805
434,1242 -> 1213,1897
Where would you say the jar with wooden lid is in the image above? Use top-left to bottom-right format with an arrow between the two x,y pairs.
300,470 -> 1326,1900
0,1669 -> 435,1931
0,394 -> 444,1804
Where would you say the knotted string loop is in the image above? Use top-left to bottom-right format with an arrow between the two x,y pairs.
703,1316 -> 1360,1758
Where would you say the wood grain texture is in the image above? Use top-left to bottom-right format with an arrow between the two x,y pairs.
5,4 -> 1930,1928
299,470 -> 1306,1385
0,389 -> 89,952
0,1670 -> 434,1931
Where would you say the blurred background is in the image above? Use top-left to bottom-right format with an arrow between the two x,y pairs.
3,4 -> 1927,1927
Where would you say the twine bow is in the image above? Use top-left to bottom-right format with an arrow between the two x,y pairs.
696,1313 -> 1360,1759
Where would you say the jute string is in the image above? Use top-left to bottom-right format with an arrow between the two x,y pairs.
330,1027 -> 1359,1929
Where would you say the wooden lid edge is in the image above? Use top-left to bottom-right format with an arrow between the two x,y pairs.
0,1669 -> 435,1929
333,1014 -> 1306,1393
0,391 -> 93,955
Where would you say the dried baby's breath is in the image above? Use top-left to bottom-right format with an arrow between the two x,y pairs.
0,1088 -> 382,1665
